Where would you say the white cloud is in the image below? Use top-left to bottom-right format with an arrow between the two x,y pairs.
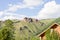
1,0 -> 60,20
1,14 -> 26,20
37,1 -> 60,19
7,4 -> 23,12
0,11 -> 26,20
23,0 -> 43,6
0,0 -> 44,20
0,11 -> 4,17
7,0 -> 44,12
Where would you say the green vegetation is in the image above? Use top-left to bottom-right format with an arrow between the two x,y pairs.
0,20 -> 15,40
0,17 -> 60,40
46,29 -> 60,40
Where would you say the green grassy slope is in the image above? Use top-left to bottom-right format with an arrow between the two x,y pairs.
12,18 -> 57,40
0,17 -> 60,40
36,17 -> 60,36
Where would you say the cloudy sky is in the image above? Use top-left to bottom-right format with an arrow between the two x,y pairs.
0,0 -> 60,20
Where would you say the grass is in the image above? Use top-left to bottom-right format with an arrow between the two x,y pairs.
46,29 -> 60,40
13,18 -> 54,40
7,17 -> 60,40
0,17 -> 59,40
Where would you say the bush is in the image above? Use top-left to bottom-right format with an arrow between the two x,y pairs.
0,20 -> 15,40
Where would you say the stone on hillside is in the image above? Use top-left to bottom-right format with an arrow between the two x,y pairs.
36,19 -> 38,22
28,18 -> 33,23
24,26 -> 28,29
24,17 -> 28,21
20,27 -> 23,30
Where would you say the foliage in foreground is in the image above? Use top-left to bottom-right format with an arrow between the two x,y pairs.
46,29 -> 60,40
0,20 -> 15,40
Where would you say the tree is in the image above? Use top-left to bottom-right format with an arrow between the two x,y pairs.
0,19 -> 15,40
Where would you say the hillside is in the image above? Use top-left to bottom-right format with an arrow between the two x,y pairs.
0,17 -> 60,40
12,17 -> 57,40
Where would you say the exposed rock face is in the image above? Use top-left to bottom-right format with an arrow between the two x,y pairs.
24,17 -> 28,21
28,18 -> 33,23
24,17 -> 33,23
24,17 -> 39,23
35,19 -> 38,22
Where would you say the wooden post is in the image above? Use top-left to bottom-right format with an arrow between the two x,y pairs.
40,36 -> 41,40
50,29 -> 53,35
39,36 -> 43,40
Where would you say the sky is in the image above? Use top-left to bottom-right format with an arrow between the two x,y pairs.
0,0 -> 60,20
